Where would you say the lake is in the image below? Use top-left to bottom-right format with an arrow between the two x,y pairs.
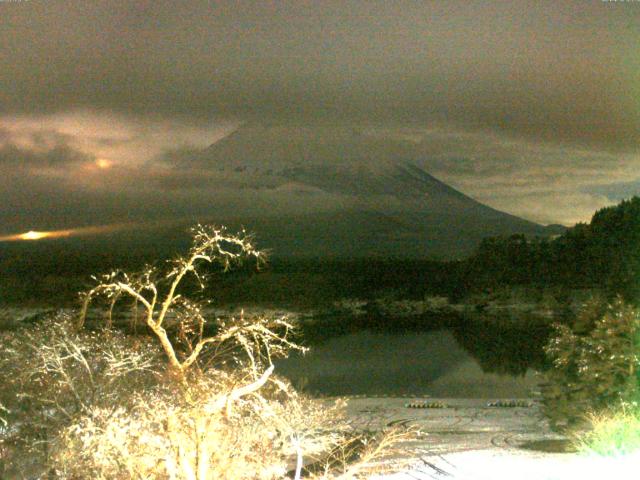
275,328 -> 543,398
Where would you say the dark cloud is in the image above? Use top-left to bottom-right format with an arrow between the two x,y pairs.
0,120 -> 637,231
0,127 -> 342,234
0,0 -> 638,150
0,143 -> 92,168
156,146 -> 206,168
146,169 -> 216,192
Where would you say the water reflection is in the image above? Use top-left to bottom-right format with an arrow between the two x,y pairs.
450,315 -> 551,376
275,316 -> 549,397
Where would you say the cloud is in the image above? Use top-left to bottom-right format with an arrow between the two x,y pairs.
584,179 -> 640,203
0,113 -> 357,234
0,143 -> 91,169
0,111 -> 241,232
0,111 -> 239,167
0,1 -> 638,150
364,127 -> 640,225
1,0 -> 638,233
0,111 -> 638,234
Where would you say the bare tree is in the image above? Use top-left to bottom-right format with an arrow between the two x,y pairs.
78,225 -> 305,385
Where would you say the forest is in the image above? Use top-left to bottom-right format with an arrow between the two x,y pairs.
464,196 -> 640,304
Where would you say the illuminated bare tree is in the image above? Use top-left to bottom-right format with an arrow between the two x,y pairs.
78,225 -> 304,384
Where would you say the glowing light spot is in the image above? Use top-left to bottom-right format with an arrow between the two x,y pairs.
95,158 -> 113,169
20,231 -> 50,240
0,221 -> 169,242
0,229 -> 73,242
0,220 -> 176,242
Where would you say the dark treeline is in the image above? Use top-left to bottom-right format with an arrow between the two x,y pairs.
463,197 -> 640,304
1,197 -> 638,307
0,233 -> 186,305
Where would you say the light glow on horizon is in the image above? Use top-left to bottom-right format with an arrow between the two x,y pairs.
0,229 -> 74,242
0,219 -> 183,243
0,224 -> 124,242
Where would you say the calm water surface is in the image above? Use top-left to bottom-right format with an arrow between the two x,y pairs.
275,329 -> 542,398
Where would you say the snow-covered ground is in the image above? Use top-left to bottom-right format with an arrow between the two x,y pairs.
318,397 -> 633,480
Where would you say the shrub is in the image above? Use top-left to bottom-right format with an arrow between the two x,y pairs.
51,374 -> 350,479
0,313 -> 163,477
541,297 -> 640,431
78,225 -> 280,379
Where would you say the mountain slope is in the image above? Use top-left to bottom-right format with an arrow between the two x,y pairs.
179,125 -> 555,259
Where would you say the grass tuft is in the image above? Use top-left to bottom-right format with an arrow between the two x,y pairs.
573,407 -> 640,457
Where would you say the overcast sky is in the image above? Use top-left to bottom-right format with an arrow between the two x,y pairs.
0,0 -> 638,233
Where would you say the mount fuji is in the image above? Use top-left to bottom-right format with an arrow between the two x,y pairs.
163,125 -> 560,259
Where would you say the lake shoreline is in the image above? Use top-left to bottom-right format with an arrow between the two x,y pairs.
331,396 -> 594,480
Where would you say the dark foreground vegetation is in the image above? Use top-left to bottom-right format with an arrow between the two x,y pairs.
541,296 -> 640,459
542,298 -> 640,431
202,196 -> 640,314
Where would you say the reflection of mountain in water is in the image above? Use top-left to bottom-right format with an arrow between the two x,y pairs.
451,316 -> 552,376
276,331 -> 466,396
275,325 -> 546,398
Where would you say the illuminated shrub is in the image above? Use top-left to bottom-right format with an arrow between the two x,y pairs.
541,297 -> 640,431
51,375 -> 349,480
0,313 -> 163,477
